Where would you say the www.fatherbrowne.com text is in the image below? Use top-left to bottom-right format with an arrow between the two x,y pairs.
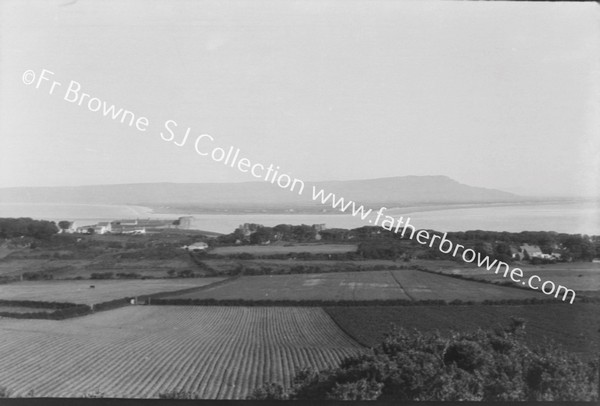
22,68 -> 576,304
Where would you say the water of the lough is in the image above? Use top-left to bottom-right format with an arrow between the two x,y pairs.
1,200 -> 598,235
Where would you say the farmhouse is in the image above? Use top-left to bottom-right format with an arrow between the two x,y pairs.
75,225 -> 96,234
531,252 -> 561,261
96,222 -> 112,234
118,226 -> 146,235
185,242 -> 208,252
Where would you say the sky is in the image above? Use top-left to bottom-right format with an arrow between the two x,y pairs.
0,0 -> 599,198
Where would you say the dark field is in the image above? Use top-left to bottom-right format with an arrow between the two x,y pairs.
324,303 -> 600,361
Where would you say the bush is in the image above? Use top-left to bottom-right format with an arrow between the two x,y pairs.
93,298 -> 131,312
116,272 -> 141,279
0,299 -> 81,309
0,302 -> 91,320
83,390 -> 105,398
0,386 -> 11,398
22,271 -> 53,281
90,272 -> 114,280
249,322 -> 598,401
246,383 -> 288,400
158,390 -> 201,399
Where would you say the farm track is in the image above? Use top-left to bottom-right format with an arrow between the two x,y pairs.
0,306 -> 363,398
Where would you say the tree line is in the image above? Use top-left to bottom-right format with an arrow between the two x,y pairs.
216,224 -> 599,262
0,218 -> 58,240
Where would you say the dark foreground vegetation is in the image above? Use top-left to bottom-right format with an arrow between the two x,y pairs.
324,303 -> 600,361
248,319 -> 599,401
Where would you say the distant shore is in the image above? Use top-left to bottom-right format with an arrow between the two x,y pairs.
0,199 -> 598,235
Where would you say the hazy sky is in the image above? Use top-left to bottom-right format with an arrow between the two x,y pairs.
1,0 -> 599,198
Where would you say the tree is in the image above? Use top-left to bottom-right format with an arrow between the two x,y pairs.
158,390 -> 200,399
58,221 -> 72,231
493,242 -> 513,263
249,323 -> 598,401
249,227 -> 271,245
0,218 -> 58,239
562,235 -> 595,261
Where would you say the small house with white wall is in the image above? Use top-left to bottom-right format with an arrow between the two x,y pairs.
184,242 -> 208,252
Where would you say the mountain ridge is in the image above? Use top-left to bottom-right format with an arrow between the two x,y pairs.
0,175 -> 520,208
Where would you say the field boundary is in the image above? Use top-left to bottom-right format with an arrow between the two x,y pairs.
410,265 -> 559,296
0,278 -> 238,319
149,297 -> 565,307
321,307 -> 370,349
388,270 -> 416,301
140,276 -> 240,303
0,299 -> 91,319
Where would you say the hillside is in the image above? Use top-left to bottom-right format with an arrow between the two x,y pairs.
0,176 -> 520,209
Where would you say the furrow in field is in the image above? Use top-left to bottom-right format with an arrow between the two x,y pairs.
130,329 -> 202,396
3,335 -> 99,395
194,310 -> 244,398
0,306 -> 364,398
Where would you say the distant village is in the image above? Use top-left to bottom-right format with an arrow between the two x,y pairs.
60,216 -> 195,235
59,219 -> 571,263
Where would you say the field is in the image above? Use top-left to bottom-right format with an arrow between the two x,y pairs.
437,262 -> 600,293
0,256 -> 198,280
0,231 -> 213,280
0,306 -> 363,398
389,269 -> 546,302
200,258 -> 395,275
0,306 -> 54,313
324,303 -> 600,361
0,278 -> 225,305
166,271 -> 410,301
210,243 -> 358,255
162,270 -> 545,302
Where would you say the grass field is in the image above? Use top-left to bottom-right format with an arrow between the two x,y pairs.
0,306 -> 54,313
162,270 -> 544,302
0,232 -> 211,280
210,243 -> 358,256
0,257 -> 198,279
0,278 -> 225,305
0,306 -> 363,398
324,303 -> 600,361
438,262 -> 600,292
390,270 -> 545,301
200,258 -> 398,275
166,271 -> 411,301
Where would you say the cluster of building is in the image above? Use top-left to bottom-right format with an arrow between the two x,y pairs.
63,218 -> 189,235
512,243 -> 562,262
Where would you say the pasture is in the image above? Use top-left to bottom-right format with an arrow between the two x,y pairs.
0,278 -> 225,305
210,243 -> 357,256
165,271 -> 411,301
0,306 -> 363,398
200,258 -> 394,275
0,306 -> 54,313
162,270 -> 544,302
325,302 -> 600,361
0,257 -> 198,279
390,270 -> 545,302
439,262 -> 600,293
